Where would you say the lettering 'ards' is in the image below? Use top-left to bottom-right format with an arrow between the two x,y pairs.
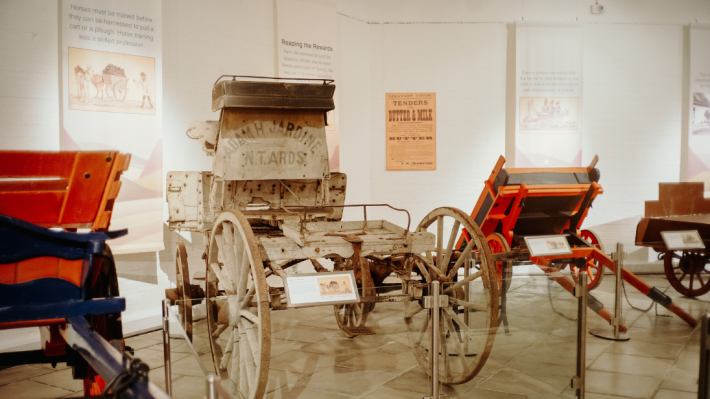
214,108 -> 331,181
385,92 -> 436,171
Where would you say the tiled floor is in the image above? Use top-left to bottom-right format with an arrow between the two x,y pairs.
0,273 -> 705,398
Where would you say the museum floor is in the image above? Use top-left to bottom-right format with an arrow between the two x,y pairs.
0,273 -> 705,399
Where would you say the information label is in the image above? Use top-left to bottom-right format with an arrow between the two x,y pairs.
284,271 -> 360,308
661,230 -> 706,250
385,92 -> 436,171
524,235 -> 573,257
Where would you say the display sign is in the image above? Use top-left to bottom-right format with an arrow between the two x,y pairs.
275,0 -> 339,172
661,230 -> 706,250
60,0 -> 163,254
524,235 -> 573,257
385,92 -> 437,171
688,25 -> 710,195
284,271 -> 360,308
515,22 -> 584,168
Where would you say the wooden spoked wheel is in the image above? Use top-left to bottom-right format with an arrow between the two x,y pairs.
486,233 -> 512,294
334,257 -> 374,337
562,229 -> 605,290
83,244 -> 123,396
664,251 -> 710,297
334,302 -> 371,337
206,210 -> 270,399
404,207 -> 498,385
175,242 -> 194,341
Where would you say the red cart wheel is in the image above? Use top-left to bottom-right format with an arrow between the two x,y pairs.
487,233 -> 512,293
563,230 -> 605,290
664,251 -> 710,297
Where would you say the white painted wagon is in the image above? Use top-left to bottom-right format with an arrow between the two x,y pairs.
165,76 -> 500,398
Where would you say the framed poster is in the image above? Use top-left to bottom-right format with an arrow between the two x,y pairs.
524,235 -> 573,257
661,230 -> 706,250
284,271 -> 360,308
385,92 -> 436,171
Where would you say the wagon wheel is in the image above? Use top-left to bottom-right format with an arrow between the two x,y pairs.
404,207 -> 498,385
113,80 -> 127,101
333,258 -> 375,337
105,81 -> 115,98
566,230 -> 605,290
486,233 -> 512,294
175,242 -> 194,341
664,251 -> 710,297
206,210 -> 270,398
83,244 -> 124,396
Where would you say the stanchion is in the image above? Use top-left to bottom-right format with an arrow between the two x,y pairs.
424,281 -> 443,399
162,298 -> 172,396
699,314 -> 710,399
206,375 -> 218,399
590,243 -> 630,341
572,272 -> 588,399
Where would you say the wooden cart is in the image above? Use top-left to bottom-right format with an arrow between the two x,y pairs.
0,150 -> 131,396
457,156 -> 697,328
635,182 -> 710,296
103,74 -> 129,101
165,76 -> 501,398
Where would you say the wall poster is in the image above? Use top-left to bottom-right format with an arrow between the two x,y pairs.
689,25 -> 710,195
516,22 -> 583,168
385,92 -> 436,171
275,0 -> 339,172
60,0 -> 163,254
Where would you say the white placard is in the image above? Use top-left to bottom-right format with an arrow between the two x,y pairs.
516,22 -> 584,168
661,230 -> 706,250
524,235 -> 573,257
60,0 -> 163,254
284,271 -> 360,307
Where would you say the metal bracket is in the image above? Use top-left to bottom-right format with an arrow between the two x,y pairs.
570,376 -> 581,390
422,295 -> 449,309
573,286 -> 586,298
611,251 -> 627,262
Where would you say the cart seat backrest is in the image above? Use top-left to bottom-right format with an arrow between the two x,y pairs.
0,151 -> 130,230
492,168 -> 600,193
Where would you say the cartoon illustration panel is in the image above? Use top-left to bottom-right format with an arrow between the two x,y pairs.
68,47 -> 156,115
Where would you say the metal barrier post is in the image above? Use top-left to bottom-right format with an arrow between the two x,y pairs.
206,375 -> 218,399
590,243 -> 630,341
572,272 -> 588,399
424,281 -> 441,399
162,298 -> 172,396
700,314 -> 710,399
463,255 -> 470,327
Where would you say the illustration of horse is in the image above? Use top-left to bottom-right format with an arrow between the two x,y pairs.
91,73 -> 105,99
74,65 -> 93,102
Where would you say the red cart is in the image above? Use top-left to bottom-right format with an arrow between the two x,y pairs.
457,155 -> 697,328
0,150 -> 131,395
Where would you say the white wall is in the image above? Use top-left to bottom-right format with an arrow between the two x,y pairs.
366,22 -> 507,231
1,0 -> 709,349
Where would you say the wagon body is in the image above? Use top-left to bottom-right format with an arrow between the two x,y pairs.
0,150 -> 132,395
165,77 -> 501,398
459,156 -> 698,331
635,182 -> 710,296
462,155 -> 603,248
